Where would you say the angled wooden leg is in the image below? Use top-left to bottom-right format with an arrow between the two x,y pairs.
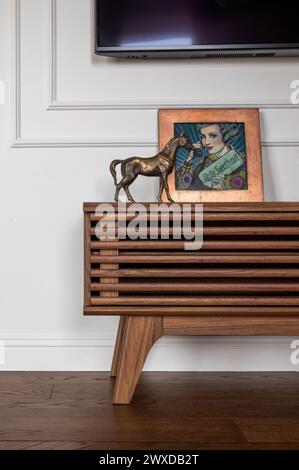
113,316 -> 163,405
110,316 -> 127,378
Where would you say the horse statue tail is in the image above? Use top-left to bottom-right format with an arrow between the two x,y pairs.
110,159 -> 122,185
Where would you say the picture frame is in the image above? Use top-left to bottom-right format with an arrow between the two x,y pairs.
159,108 -> 264,202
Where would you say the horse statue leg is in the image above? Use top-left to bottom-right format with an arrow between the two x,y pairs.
157,176 -> 164,203
124,178 -> 136,202
115,180 -> 125,202
161,172 -> 174,203
115,176 -> 136,202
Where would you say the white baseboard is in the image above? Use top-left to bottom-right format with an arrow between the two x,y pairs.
0,335 -> 298,371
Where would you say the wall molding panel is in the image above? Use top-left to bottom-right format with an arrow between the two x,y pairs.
47,0 -> 299,112
1,334 -> 298,371
12,0 -> 299,147
11,138 -> 299,149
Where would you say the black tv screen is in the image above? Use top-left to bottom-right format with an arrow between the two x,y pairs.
96,0 -> 299,58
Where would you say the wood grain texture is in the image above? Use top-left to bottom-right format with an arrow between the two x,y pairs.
90,283 -> 299,293
89,240 -> 299,249
84,202 -> 299,211
90,226 -> 299,236
90,212 -> 299,221
163,316 -> 299,335
91,268 -> 299,278
86,296 -> 299,306
113,316 -> 163,404
85,202 -> 299,319
0,383 -> 53,401
84,306 -> 299,318
84,202 -> 299,402
110,316 -> 127,378
99,249 -> 119,300
83,213 -> 91,307
0,417 -> 244,443
235,419 -> 299,443
90,253 -> 299,264
1,372 -> 299,450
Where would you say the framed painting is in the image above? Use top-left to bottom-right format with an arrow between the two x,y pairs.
159,108 -> 264,202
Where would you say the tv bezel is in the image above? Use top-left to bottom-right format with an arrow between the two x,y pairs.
95,44 -> 299,59
95,1 -> 299,58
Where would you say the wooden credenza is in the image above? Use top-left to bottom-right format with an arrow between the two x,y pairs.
84,202 -> 299,404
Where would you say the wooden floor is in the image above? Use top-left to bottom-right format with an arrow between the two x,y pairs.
0,372 -> 299,450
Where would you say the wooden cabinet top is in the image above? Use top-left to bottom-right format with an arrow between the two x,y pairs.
84,202 -> 299,213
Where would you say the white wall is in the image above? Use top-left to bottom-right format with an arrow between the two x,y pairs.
0,0 -> 299,371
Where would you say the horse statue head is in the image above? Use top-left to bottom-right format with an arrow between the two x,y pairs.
161,133 -> 194,161
177,132 -> 195,151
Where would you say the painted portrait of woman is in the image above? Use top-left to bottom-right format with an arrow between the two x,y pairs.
175,122 -> 248,191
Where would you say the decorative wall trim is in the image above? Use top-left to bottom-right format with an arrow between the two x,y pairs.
11,138 -> 299,149
0,334 -> 297,371
0,80 -> 5,105
1,334 -> 293,349
11,138 -> 156,148
12,0 -> 299,148
12,0 -> 21,143
47,0 -> 299,112
47,99 -> 299,112
49,0 -> 57,105
2,334 -> 115,349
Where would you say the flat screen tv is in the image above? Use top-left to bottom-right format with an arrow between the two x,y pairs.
95,0 -> 299,58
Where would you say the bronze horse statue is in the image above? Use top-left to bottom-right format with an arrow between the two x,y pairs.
110,133 -> 194,203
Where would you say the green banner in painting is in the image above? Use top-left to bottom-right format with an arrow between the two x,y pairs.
199,150 -> 244,188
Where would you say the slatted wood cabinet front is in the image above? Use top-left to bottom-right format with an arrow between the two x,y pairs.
84,203 -> 299,326
84,202 -> 299,403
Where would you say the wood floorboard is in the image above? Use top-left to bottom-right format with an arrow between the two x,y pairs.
0,372 -> 298,450
0,417 -> 244,443
2,441 -> 299,450
236,418 -> 299,443
0,383 -> 53,401
0,395 -> 299,420
1,371 -> 298,384
0,441 -> 251,451
0,372 -> 108,384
